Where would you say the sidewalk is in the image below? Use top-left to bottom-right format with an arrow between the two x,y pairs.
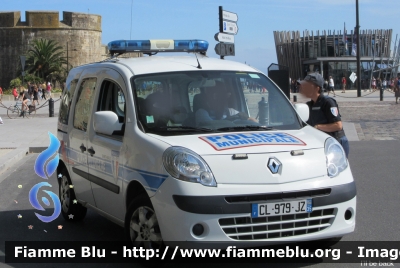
291,88 -> 397,103
0,98 -> 60,175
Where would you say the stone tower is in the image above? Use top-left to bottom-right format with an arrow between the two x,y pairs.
0,11 -> 104,88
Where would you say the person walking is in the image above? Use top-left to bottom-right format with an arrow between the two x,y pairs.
12,87 -> 18,100
38,83 -> 43,99
371,77 -> 376,92
41,83 -> 46,100
32,85 -> 40,106
396,78 -> 400,104
0,86 -> 3,102
46,82 -> 52,99
328,76 -> 336,97
299,72 -> 349,158
341,76 -> 347,93
291,79 -> 296,93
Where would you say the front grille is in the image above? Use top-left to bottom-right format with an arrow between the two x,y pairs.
219,208 -> 336,240
225,188 -> 331,203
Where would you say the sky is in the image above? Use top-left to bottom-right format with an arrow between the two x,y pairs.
2,0 -> 400,74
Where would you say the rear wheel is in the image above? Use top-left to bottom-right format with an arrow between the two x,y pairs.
23,109 -> 30,119
59,169 -> 87,221
29,106 -> 36,118
7,105 -> 19,119
125,194 -> 163,249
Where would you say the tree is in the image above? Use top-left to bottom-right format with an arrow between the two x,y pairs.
9,78 -> 22,88
25,39 -> 67,82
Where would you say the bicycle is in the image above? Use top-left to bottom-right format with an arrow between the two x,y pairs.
7,101 -> 36,119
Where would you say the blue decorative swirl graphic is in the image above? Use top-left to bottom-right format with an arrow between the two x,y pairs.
34,132 -> 60,179
29,182 -> 61,223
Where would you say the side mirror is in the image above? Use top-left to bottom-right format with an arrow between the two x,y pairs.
294,103 -> 309,122
93,111 -> 122,135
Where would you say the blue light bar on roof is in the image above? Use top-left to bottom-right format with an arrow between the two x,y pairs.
108,39 -> 209,54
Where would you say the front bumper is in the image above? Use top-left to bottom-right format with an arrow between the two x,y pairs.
151,178 -> 356,245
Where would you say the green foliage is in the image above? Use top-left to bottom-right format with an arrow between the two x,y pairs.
9,78 -> 22,88
25,38 -> 67,82
3,89 -> 13,95
24,74 -> 42,84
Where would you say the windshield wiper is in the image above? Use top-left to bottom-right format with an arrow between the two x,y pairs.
216,125 -> 275,132
156,126 -> 215,132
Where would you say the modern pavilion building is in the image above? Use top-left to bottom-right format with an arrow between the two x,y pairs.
273,29 -> 399,88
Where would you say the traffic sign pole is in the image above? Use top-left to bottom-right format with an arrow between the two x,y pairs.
219,6 -> 224,59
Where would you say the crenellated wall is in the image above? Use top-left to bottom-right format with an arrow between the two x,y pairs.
0,11 -> 104,87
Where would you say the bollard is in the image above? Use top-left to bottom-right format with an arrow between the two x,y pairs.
380,87 -> 383,101
49,98 -> 54,117
293,95 -> 297,102
258,97 -> 269,125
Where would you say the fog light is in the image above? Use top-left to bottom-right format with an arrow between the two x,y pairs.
192,224 -> 204,236
344,209 -> 352,220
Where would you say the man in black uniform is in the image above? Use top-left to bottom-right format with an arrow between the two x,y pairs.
298,73 -> 349,158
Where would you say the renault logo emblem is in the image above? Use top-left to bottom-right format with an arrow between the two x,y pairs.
267,157 -> 281,174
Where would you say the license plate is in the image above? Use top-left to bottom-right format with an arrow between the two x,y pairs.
251,199 -> 312,218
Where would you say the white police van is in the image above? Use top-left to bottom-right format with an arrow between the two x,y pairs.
57,39 -> 356,248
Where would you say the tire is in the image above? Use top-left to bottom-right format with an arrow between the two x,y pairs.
125,194 -> 163,249
23,110 -> 30,119
59,169 -> 87,221
29,108 -> 36,118
7,105 -> 19,119
318,236 -> 343,247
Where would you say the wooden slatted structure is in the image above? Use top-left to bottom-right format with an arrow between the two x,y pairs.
273,29 -> 393,80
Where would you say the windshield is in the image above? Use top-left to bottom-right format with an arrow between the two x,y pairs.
132,71 -> 301,135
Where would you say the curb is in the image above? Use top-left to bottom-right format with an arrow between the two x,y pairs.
0,148 -> 28,176
0,93 -> 61,102
0,147 -> 47,176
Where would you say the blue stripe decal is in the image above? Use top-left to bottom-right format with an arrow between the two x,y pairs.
121,165 -> 168,192
65,147 -> 168,192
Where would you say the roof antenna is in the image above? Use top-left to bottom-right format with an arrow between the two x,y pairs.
190,40 -> 202,69
194,52 -> 202,69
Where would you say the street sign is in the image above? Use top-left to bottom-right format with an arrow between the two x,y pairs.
222,20 -> 238,35
222,10 -> 238,22
21,71 -> 26,77
215,43 -> 235,56
214,32 -> 235,43
20,55 -> 26,71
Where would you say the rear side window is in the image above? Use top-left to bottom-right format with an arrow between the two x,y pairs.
59,79 -> 78,125
73,78 -> 97,132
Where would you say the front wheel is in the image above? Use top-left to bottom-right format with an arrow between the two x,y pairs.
125,194 -> 163,249
59,169 -> 87,221
7,105 -> 19,119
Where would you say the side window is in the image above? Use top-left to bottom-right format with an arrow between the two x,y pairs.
59,79 -> 78,125
73,78 -> 97,132
97,80 -> 126,123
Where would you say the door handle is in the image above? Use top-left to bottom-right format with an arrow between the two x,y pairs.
79,144 -> 86,153
87,147 -> 95,156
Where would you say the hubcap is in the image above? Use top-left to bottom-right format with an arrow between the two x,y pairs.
129,206 -> 162,249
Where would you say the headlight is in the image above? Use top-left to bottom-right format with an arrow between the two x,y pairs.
162,147 -> 217,187
324,137 -> 348,177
